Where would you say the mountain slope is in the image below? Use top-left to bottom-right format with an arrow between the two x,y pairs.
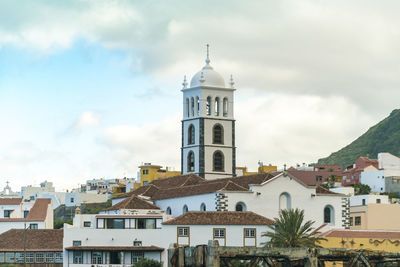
318,109 -> 400,167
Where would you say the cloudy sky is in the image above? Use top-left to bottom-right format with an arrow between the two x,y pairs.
1,0 -> 399,191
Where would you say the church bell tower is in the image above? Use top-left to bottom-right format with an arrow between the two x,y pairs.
181,45 -> 236,179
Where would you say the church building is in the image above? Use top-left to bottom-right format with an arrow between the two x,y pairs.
181,46 -> 236,180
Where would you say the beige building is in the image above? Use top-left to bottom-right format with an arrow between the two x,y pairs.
350,203 -> 400,230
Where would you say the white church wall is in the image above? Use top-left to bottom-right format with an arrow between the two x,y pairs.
225,174 -> 346,229
154,193 -> 216,217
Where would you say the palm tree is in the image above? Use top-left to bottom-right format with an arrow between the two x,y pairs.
262,208 -> 326,248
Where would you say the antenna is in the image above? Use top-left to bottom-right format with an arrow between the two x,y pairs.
205,44 -> 210,65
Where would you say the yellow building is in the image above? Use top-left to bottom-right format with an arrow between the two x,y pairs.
133,163 -> 181,189
350,203 -> 400,230
236,164 -> 277,176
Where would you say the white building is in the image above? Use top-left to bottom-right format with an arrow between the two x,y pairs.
20,181 -> 55,201
349,194 -> 389,207
115,171 -> 349,230
63,195 -> 272,266
360,152 -> 400,193
0,198 -> 53,234
181,45 -> 236,179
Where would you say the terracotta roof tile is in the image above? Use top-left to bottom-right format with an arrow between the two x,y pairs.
321,229 -> 400,239
288,170 -> 343,186
103,195 -> 160,211
315,185 -> 339,195
0,229 -> 63,251
0,198 -> 22,205
26,198 -> 51,221
163,211 -> 274,225
151,180 -> 248,200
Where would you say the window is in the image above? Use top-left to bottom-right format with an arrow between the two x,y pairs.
324,205 -> 334,224
24,210 -> 29,218
29,223 -> 38,229
187,151 -> 195,172
4,210 -> 13,218
206,96 -> 212,115
235,202 -> 246,211
214,228 -> 225,238
15,252 -> 24,263
213,124 -> 223,144
183,205 -> 188,214
200,203 -> 206,211
92,251 -> 103,264
196,96 -> 200,116
132,251 -> 144,263
106,218 -> 124,229
166,207 -> 172,215
70,197 -> 74,203
186,98 -> 189,117
84,221 -> 91,227
143,181 -> 148,185
26,252 -> 34,263
35,252 -> 44,263
73,240 -> 82,246
178,227 -> 189,237
5,252 -> 14,263
244,228 -> 256,238
376,199 -> 381,204
0,252 -> 4,263
55,252 -> 63,263
73,251 -> 83,264
223,98 -> 228,117
142,170 -> 146,175
137,218 -> 156,229
213,151 -> 224,172
188,124 -> 195,144
46,252 -> 54,263
133,241 -> 142,247
279,192 -> 291,210
362,199 -> 366,205
191,97 -> 195,116
97,218 -> 104,228
214,97 -> 220,116
350,217 -> 353,226
355,216 -> 361,226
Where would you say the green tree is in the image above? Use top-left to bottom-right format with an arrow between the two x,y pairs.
262,208 -> 326,248
353,183 -> 371,195
132,258 -> 162,267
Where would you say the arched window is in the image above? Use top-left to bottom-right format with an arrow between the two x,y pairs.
166,207 -> 171,215
279,192 -> 291,210
213,124 -> 223,144
213,151 -> 224,172
196,96 -> 200,116
187,151 -> 195,172
183,205 -> 188,214
200,203 -> 206,211
235,202 -> 246,211
214,97 -> 220,116
206,96 -> 212,115
223,98 -> 228,117
186,98 -> 189,117
188,124 -> 195,145
191,97 -> 194,116
324,205 -> 334,224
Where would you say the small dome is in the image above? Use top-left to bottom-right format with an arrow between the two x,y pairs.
190,64 -> 225,88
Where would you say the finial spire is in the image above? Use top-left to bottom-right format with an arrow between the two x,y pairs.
182,75 -> 188,89
229,74 -> 235,88
205,44 -> 210,65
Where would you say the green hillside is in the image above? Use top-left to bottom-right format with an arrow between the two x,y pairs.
318,109 -> 400,167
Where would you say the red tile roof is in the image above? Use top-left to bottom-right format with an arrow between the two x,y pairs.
0,229 -> 63,251
0,198 -> 22,205
103,195 -> 160,211
26,198 -> 51,221
321,229 -> 400,239
163,211 -> 274,225
287,170 -> 343,186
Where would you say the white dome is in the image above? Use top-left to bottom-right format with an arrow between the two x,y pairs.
190,64 -> 225,88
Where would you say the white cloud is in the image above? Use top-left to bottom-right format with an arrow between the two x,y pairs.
71,111 -> 101,132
